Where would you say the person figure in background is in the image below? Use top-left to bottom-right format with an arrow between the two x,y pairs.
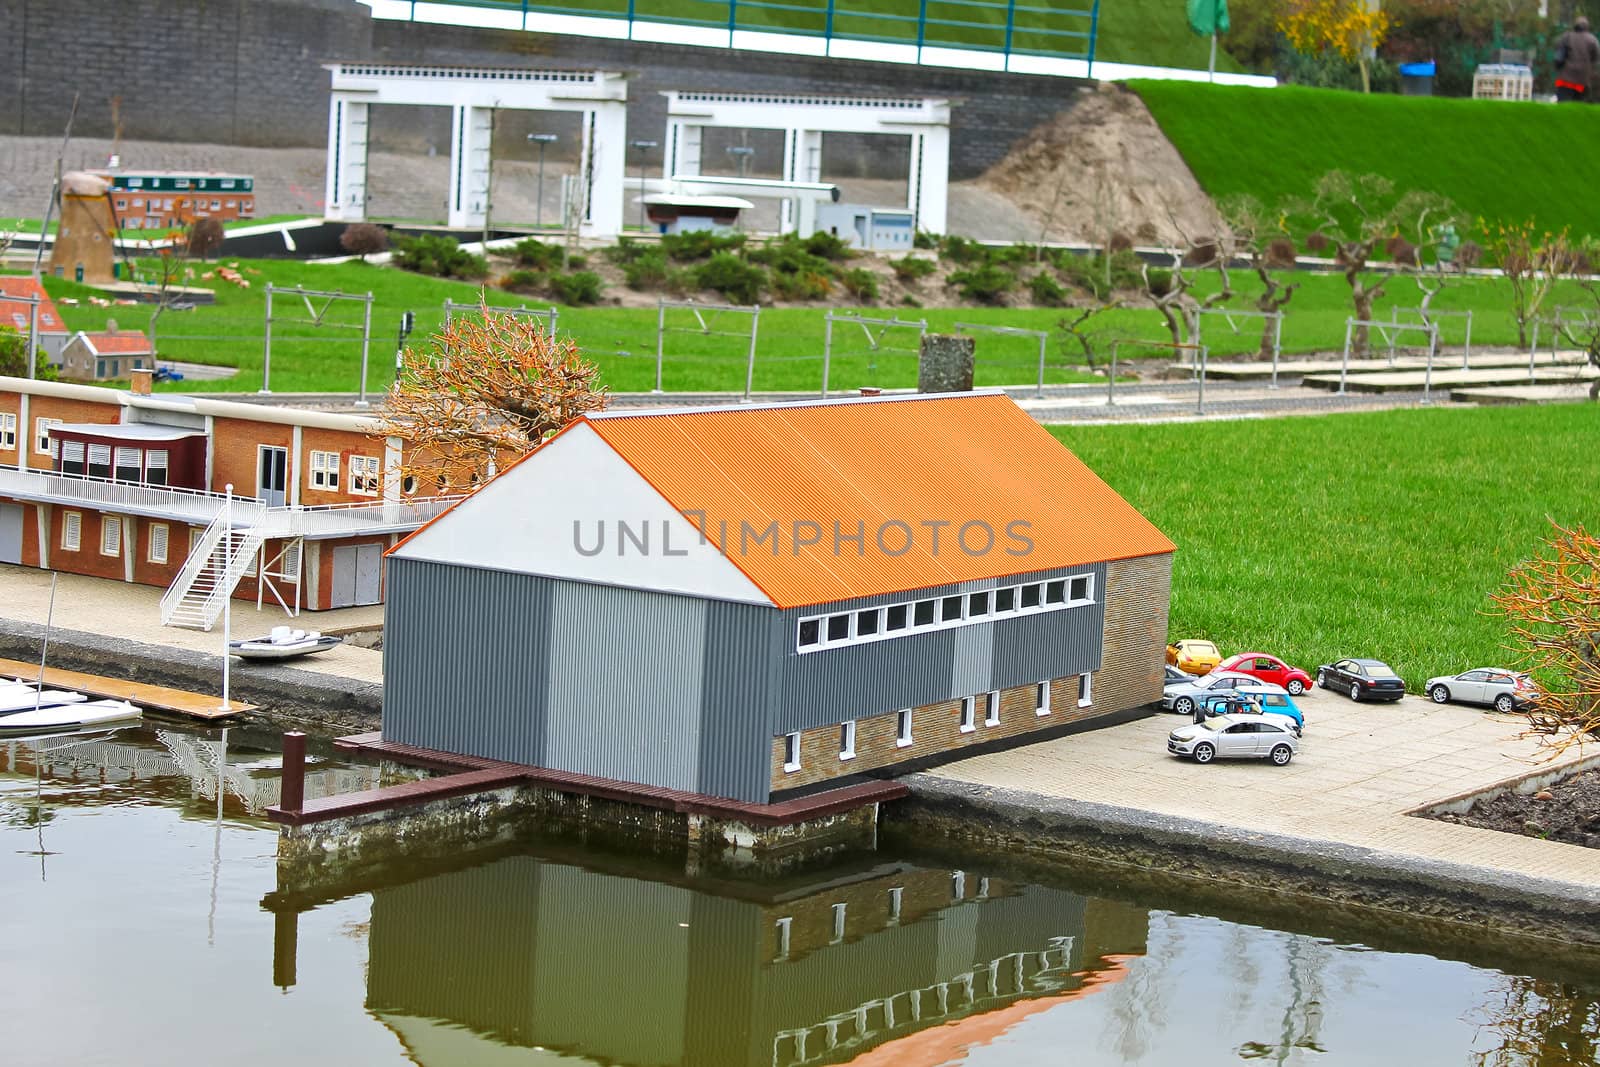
1555,17 -> 1600,102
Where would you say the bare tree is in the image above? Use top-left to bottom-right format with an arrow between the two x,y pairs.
1552,259 -> 1600,401
377,302 -> 608,487
1490,520 -> 1600,754
1221,194 -> 1302,360
1488,220 -> 1582,351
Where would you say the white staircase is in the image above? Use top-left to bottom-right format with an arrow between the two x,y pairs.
160,503 -> 266,631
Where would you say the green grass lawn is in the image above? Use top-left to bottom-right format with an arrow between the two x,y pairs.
17,254 -> 1578,394
1131,81 -> 1600,237
1053,405 -> 1600,694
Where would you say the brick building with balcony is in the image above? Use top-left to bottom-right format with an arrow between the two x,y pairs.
381,391 -> 1175,806
0,373 -> 462,628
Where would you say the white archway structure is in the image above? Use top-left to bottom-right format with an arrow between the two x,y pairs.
661,91 -> 951,235
323,63 -> 629,237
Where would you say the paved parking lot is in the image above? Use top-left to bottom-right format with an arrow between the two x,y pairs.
926,684 -> 1600,890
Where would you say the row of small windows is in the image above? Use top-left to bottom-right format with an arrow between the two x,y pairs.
61,441 -> 168,485
770,877 -> 984,960
781,676 -> 1091,773
309,450 -> 382,496
796,574 -> 1094,654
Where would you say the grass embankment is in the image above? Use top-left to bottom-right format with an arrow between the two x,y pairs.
1130,81 -> 1600,236
20,254 -> 1576,394
1055,406 -> 1600,692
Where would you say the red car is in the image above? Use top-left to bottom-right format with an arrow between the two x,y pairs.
1213,653 -> 1314,696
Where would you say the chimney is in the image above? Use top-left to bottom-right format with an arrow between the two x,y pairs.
858,386 -> 882,397
105,318 -> 118,335
129,368 -> 153,396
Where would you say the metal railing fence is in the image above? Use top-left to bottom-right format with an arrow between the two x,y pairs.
398,0 -> 1100,66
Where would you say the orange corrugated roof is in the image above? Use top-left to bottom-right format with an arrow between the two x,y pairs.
0,276 -> 66,333
83,332 -> 153,355
586,393 -> 1172,609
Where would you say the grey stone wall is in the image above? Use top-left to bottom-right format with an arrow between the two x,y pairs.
0,0 -> 1088,177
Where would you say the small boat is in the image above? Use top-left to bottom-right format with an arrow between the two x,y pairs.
229,626 -> 342,661
0,680 -> 90,714
0,698 -> 143,736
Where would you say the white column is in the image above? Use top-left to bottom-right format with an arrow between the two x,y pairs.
670,121 -> 702,178
912,125 -> 950,235
584,102 -> 628,240
780,129 -> 800,233
289,425 -> 302,507
447,105 -> 494,230
324,96 -> 369,222
789,130 -> 824,236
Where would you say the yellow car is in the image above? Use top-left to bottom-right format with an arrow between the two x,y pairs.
1167,639 -> 1222,676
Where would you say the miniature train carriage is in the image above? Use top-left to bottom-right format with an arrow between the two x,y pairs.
381,391 -> 1175,806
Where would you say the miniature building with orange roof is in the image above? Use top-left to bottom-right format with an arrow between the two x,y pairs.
60,326 -> 155,381
383,391 -> 1175,805
0,276 -> 70,365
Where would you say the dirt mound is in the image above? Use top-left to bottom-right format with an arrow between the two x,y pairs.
977,82 -> 1222,247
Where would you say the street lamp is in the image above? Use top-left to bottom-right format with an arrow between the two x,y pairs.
629,139 -> 658,232
527,133 -> 557,228
726,145 -> 755,177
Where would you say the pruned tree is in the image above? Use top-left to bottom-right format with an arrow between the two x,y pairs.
1277,0 -> 1392,93
377,302 -> 609,488
1285,172 -> 1456,357
187,217 -> 224,260
1056,299 -> 1123,370
1220,193 -> 1302,360
1490,521 -> 1600,754
340,222 -> 389,261
1141,216 -> 1236,350
1487,220 -> 1582,351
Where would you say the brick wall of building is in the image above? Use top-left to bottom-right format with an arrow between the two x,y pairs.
209,416 -> 293,497
298,425 -> 388,507
0,0 -> 1088,180
769,551 -> 1174,793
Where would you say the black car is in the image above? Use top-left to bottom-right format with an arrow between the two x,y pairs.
1316,658 -> 1406,703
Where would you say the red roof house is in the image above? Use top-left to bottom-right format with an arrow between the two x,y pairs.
0,276 -> 69,364
60,329 -> 156,382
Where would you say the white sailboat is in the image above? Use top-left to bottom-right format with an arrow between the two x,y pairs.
3,574 -> 143,736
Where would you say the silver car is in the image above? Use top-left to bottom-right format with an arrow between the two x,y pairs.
1425,668 -> 1538,713
1161,670 -> 1281,716
1167,714 -> 1299,766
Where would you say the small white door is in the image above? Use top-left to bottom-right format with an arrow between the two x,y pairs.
258,446 -> 288,507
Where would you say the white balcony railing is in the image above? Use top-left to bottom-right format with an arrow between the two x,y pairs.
0,465 -> 467,537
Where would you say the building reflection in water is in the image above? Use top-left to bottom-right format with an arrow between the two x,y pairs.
267,845 -> 1148,1067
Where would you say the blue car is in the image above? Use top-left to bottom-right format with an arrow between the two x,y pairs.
1200,687 -> 1304,735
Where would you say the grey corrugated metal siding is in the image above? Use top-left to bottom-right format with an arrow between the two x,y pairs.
698,599 -> 783,803
383,557 -> 552,765
543,580 -> 707,793
385,558 -> 715,793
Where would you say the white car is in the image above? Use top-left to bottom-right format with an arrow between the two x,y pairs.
1161,670 -> 1282,716
1425,668 -> 1538,713
1167,714 -> 1299,766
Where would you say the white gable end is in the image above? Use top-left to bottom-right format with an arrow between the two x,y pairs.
392,422 -> 772,606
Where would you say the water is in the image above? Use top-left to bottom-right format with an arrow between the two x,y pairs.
3,722 -> 1598,1067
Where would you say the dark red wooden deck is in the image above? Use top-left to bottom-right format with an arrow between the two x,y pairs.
265,732 -> 907,828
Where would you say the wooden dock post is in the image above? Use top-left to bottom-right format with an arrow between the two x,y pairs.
280,732 -> 307,815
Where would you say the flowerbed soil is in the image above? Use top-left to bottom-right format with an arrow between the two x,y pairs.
1429,767 -> 1600,849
